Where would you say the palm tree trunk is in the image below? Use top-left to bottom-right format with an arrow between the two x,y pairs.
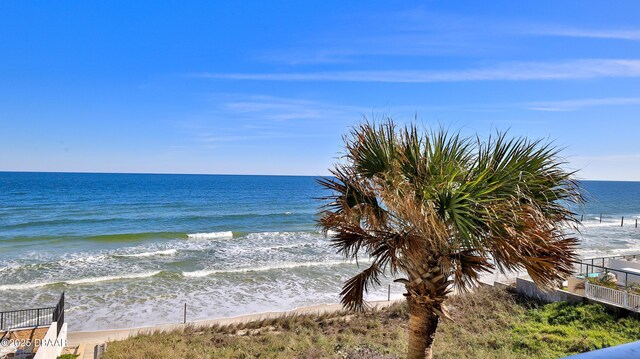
407,298 -> 439,359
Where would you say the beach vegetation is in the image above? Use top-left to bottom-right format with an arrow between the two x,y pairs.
586,275 -> 617,289
102,286 -> 640,359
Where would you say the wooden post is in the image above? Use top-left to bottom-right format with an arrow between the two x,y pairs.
184,303 -> 187,324
387,284 -> 391,301
580,214 -> 583,222
636,218 -> 638,228
600,214 -> 602,223
622,216 -> 624,227
94,343 -> 107,359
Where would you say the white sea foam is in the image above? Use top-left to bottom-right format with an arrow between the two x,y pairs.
0,254 -> 108,274
261,242 -> 317,251
187,231 -> 233,240
0,271 -> 162,291
66,271 -> 162,285
115,249 -> 177,258
66,254 -> 108,264
580,221 -> 624,228
244,231 -> 316,240
578,246 -> 640,258
182,260 -> 366,278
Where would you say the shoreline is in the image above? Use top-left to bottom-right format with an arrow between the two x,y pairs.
67,276 -> 510,344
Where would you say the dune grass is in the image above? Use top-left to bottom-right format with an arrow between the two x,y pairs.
103,287 -> 640,359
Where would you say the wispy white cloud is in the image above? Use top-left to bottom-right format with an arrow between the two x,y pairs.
532,27 -> 640,40
184,95 -> 371,145
192,128 -> 320,146
196,133 -> 293,143
260,33 -> 499,65
257,49 -> 355,65
194,59 -> 640,83
525,97 -> 640,112
255,6 -> 640,65
220,95 -> 366,121
256,9 -> 502,65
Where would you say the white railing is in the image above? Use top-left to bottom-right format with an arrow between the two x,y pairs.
629,291 -> 640,310
585,282 -> 640,311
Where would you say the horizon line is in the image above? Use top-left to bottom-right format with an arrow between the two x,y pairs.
0,170 -> 636,182
0,170 -> 326,177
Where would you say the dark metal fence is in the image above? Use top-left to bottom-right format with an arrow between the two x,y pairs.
578,254 -> 640,270
53,291 -> 64,336
0,292 -> 64,333
574,259 -> 640,288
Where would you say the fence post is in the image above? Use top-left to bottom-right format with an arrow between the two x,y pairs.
0,312 -> 3,331
580,214 -> 583,222
36,308 -> 40,327
621,216 -> 624,227
585,281 -> 589,298
184,303 -> 187,324
94,343 -> 107,359
636,218 -> 638,228
388,284 -> 391,301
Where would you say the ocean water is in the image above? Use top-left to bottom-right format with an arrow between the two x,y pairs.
0,173 -> 639,331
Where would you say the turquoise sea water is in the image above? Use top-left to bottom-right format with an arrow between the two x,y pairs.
1,173 -> 640,330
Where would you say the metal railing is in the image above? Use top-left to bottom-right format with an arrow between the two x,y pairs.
0,307 -> 54,331
0,292 -> 64,333
575,258 -> 640,288
578,254 -> 640,270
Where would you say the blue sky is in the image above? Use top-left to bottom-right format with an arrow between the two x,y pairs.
2,1 -> 640,180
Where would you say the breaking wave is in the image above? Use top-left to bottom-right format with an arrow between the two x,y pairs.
182,260 -> 364,278
0,271 -> 162,291
187,231 -> 234,240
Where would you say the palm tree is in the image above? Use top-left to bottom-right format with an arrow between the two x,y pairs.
317,120 -> 582,359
